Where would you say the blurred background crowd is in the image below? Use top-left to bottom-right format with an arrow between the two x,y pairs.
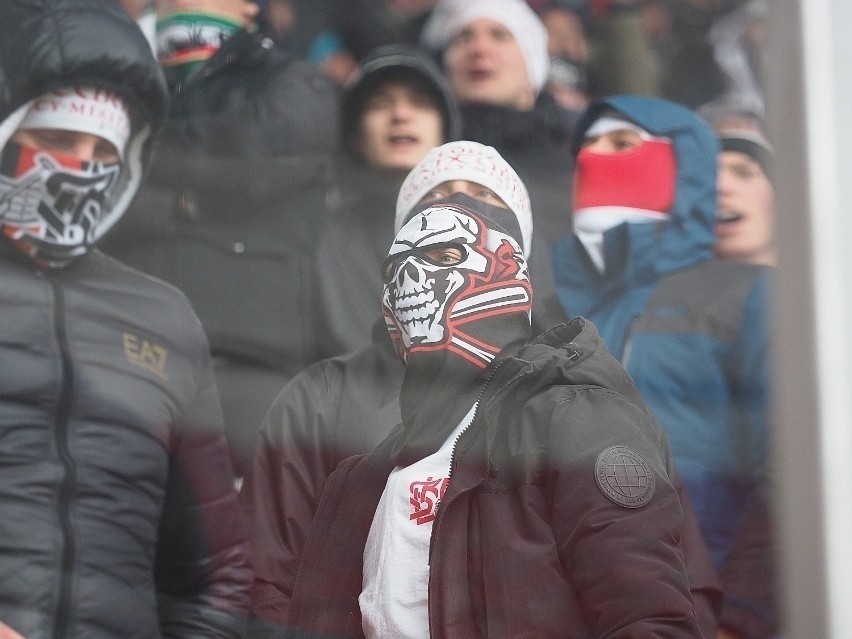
100,5 -> 779,633
109,0 -> 773,475
0,0 -> 780,636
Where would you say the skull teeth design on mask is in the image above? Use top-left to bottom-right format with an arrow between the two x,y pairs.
386,211 -> 486,347
391,264 -> 465,344
383,204 -> 532,367
0,143 -> 121,262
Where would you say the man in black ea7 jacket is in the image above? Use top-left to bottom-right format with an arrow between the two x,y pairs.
0,0 -> 252,636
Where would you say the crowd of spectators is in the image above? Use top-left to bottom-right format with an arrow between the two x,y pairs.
0,0 -> 778,636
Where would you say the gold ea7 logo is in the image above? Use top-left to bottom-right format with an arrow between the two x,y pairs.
123,332 -> 169,380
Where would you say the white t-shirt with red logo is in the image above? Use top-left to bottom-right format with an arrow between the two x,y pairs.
359,403 -> 477,639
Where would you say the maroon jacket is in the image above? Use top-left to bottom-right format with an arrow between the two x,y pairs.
246,320 -> 720,638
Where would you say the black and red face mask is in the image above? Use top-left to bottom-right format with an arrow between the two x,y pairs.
0,140 -> 121,265
382,199 -> 532,369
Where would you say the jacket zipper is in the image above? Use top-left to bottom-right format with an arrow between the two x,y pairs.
427,359 -> 506,561
620,313 -> 642,369
50,278 -> 77,639
425,362 -> 505,638
425,344 -> 583,561
425,345 -> 585,636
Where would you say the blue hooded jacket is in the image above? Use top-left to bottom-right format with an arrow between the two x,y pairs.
551,95 -> 772,573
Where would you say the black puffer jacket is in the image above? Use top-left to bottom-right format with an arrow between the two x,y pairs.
0,1 -> 251,636
0,248 -> 252,639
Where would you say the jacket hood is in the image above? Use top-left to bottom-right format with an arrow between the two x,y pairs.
571,94 -> 719,263
341,43 -> 461,158
0,0 -> 168,246
493,317 -> 649,411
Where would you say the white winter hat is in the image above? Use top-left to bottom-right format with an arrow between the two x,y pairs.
18,86 -> 131,159
395,140 -> 533,257
422,0 -> 550,95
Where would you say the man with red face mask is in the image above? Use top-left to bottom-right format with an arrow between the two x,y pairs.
551,95 -> 775,639
0,0 -> 251,636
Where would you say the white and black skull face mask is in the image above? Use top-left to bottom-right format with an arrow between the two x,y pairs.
382,203 -> 532,369
0,140 -> 121,267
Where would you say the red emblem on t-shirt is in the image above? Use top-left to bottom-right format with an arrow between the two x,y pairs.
409,476 -> 449,525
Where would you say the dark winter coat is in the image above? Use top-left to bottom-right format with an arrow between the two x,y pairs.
242,320 -> 721,638
107,25 -> 340,374
0,247 -> 252,638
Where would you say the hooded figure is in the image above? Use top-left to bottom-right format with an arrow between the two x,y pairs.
0,2 -> 166,267
241,140 -> 585,632
0,0 -> 251,636
340,44 -> 462,162
552,95 -> 774,635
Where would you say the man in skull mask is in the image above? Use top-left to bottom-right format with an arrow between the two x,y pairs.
0,0 -> 251,636
241,140 -> 569,635
243,140 -> 717,637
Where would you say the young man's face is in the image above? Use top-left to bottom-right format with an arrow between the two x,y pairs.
443,18 -> 534,112
357,78 -> 444,172
715,150 -> 775,265
580,128 -> 644,154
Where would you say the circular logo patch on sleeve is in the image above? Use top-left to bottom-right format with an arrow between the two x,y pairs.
595,445 -> 656,508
